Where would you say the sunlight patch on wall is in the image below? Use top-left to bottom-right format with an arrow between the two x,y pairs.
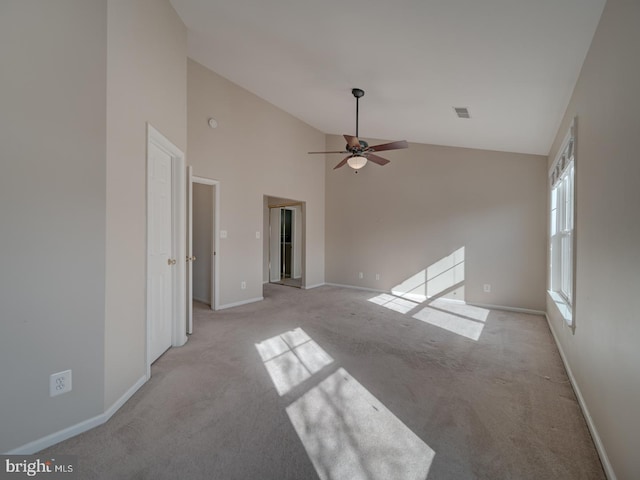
255,328 -> 333,395
392,247 -> 465,302
286,368 -> 435,480
413,299 -> 489,341
368,293 -> 419,314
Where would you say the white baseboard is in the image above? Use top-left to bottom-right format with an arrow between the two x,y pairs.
391,290 -> 428,303
6,375 -> 147,455
218,296 -> 263,310
544,314 -> 616,480
192,295 -> 211,305
324,282 -> 387,294
303,283 -> 325,290
325,283 -> 544,315
103,375 -> 148,421
468,302 -> 545,316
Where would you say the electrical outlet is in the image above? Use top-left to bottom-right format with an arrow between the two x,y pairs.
220,230 -> 228,239
483,284 -> 491,293
50,370 -> 72,397
375,274 -> 380,280
241,281 -> 246,290
358,272 -> 364,279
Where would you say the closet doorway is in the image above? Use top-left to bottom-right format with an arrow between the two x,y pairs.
265,196 -> 305,288
187,171 -> 219,334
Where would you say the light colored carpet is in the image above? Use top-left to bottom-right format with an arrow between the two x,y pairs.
40,284 -> 605,479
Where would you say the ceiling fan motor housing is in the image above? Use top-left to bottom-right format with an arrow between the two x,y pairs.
346,139 -> 369,152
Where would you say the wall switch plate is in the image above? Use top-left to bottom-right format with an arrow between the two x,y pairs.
50,370 -> 72,397
220,230 -> 228,239
483,284 -> 491,293
241,281 -> 246,290
358,272 -> 364,279
256,231 -> 261,239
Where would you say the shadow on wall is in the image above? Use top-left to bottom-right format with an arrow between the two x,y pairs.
255,328 -> 435,480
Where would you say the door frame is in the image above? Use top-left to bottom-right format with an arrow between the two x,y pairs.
146,124 -> 187,379
190,175 -> 220,313
267,200 -> 305,287
269,207 -> 282,283
280,207 -> 296,279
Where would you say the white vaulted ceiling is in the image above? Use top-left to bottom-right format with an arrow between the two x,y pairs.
170,0 -> 605,155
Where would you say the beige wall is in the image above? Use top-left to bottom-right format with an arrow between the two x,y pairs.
325,136 -> 547,311
105,0 -> 186,407
192,183 -> 213,304
546,0 -> 640,478
0,0 -> 107,452
187,59 -> 325,305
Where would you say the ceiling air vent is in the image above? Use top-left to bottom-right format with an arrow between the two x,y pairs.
454,107 -> 470,119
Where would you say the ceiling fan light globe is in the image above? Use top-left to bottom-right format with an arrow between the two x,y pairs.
347,156 -> 367,170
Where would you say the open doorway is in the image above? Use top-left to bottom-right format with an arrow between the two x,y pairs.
264,196 -> 305,288
192,183 -> 215,305
187,172 -> 219,334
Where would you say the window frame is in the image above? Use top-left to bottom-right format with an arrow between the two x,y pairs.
549,119 -> 576,327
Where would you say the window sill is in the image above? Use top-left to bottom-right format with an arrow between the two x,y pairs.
548,290 -> 573,327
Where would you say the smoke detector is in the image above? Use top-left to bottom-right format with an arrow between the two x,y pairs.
454,107 -> 471,119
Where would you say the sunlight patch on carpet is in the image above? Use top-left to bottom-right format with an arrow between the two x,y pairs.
286,368 -> 435,480
413,300 -> 489,341
368,293 -> 419,314
256,328 -> 333,395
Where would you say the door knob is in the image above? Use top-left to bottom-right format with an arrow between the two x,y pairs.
167,258 -> 177,265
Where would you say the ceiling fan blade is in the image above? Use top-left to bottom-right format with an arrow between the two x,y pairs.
344,135 -> 361,150
333,156 -> 350,170
366,153 -> 391,166
369,140 -> 409,152
308,150 -> 348,154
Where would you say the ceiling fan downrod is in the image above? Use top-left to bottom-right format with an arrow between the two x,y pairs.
352,88 -> 364,138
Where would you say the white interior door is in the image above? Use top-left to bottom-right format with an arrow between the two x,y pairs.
269,207 -> 281,282
293,205 -> 302,279
148,142 -> 174,362
186,166 -> 193,334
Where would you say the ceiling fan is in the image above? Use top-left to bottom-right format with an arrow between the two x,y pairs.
308,88 -> 408,172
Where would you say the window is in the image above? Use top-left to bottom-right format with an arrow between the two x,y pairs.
549,120 -> 575,325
